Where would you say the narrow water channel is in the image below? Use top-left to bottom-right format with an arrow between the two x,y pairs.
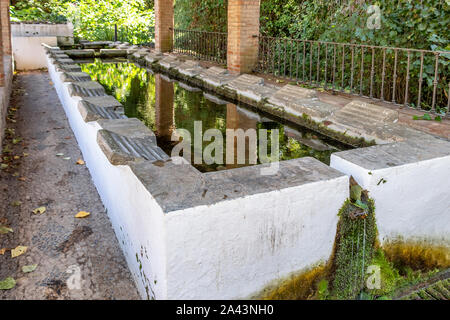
80,59 -> 351,172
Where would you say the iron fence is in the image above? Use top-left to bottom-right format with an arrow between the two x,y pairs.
98,25 -> 155,45
256,37 -> 450,116
173,28 -> 227,64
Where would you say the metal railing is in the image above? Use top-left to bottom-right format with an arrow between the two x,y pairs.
98,24 -> 155,45
256,37 -> 450,116
173,28 -> 227,65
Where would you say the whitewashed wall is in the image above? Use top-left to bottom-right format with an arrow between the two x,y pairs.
47,53 -> 350,299
331,152 -> 450,245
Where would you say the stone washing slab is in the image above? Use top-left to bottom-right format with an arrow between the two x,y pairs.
176,60 -> 204,77
82,41 -> 112,49
97,118 -> 157,142
225,74 -> 278,103
325,101 -> 402,144
159,55 -> 182,69
278,98 -> 339,122
64,49 -> 95,58
145,52 -> 164,64
197,67 -> 238,88
267,84 -> 326,118
266,85 -> 337,121
67,81 -> 106,98
60,72 -> 92,83
99,49 -> 128,57
81,96 -> 123,109
53,53 -> 70,59
130,156 -> 346,213
97,129 -> 168,165
55,64 -> 82,73
330,100 -> 399,126
132,49 -> 150,60
52,58 -> 75,65
78,99 -> 126,122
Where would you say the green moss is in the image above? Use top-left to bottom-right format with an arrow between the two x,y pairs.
330,196 -> 377,300
259,264 -> 329,300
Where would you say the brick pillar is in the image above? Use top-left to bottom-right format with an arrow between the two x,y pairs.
155,0 -> 174,53
155,74 -> 174,139
227,0 -> 260,74
0,0 -> 11,56
0,6 -> 4,87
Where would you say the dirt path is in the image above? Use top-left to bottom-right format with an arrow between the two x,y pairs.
0,71 -> 139,300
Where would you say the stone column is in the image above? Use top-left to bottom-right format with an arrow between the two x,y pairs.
0,0 -> 11,56
155,0 -> 174,53
227,0 -> 261,74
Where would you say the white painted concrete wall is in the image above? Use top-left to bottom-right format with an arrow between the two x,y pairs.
12,23 -> 73,37
13,36 -> 58,70
12,24 -> 74,70
46,53 -> 350,299
331,153 -> 450,245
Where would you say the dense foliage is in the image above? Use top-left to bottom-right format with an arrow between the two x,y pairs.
11,0 -> 155,44
174,0 -> 449,51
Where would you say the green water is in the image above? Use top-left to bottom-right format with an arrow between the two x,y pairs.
80,59 -> 350,172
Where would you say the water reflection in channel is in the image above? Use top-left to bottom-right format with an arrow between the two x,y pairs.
81,61 -> 349,172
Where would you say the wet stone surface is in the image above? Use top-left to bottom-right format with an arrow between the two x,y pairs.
0,71 -> 139,300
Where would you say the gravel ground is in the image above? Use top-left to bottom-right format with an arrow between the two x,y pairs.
0,71 -> 139,300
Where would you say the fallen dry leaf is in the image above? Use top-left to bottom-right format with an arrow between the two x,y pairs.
0,248 -> 6,255
76,159 -> 85,165
32,207 -> 46,215
0,277 -> 15,290
75,211 -> 90,219
0,225 -> 13,234
11,201 -> 22,207
11,245 -> 27,258
18,177 -> 26,181
22,264 -> 38,273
